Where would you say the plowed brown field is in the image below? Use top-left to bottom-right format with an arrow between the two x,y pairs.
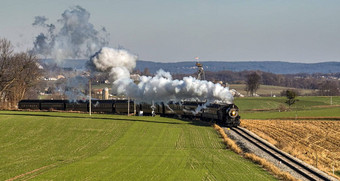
241,119 -> 340,177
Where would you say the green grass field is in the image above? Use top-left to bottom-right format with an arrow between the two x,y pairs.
234,96 -> 340,119
229,84 -> 315,96
0,111 -> 275,180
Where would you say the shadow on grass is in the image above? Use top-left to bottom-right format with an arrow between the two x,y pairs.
0,111 -> 211,127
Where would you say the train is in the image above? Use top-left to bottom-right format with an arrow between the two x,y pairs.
18,99 -> 240,127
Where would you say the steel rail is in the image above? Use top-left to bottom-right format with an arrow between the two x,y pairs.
230,127 -> 332,181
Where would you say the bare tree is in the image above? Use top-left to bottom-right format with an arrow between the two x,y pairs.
143,68 -> 151,76
245,72 -> 261,96
0,38 -> 15,95
318,80 -> 339,96
0,38 -> 43,109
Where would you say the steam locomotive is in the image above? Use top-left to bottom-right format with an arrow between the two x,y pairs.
18,99 -> 240,127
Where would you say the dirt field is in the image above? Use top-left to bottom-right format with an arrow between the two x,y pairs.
240,119 -> 340,177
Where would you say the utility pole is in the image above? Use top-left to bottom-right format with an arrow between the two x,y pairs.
134,99 -> 136,115
331,96 -> 333,105
128,97 -> 130,116
89,78 -> 91,116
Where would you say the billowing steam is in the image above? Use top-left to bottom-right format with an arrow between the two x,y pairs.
88,47 -> 137,80
33,6 -> 234,103
32,6 -> 109,101
32,6 -> 108,62
89,47 -> 234,104
64,76 -> 89,101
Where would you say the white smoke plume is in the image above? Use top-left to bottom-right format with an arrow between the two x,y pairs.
32,6 -> 109,62
89,47 -> 234,104
113,70 -> 234,103
88,47 -> 137,81
63,76 -> 89,101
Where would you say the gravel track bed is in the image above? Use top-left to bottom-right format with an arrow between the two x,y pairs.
224,127 -> 338,181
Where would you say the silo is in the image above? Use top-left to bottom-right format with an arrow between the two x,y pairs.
102,87 -> 109,100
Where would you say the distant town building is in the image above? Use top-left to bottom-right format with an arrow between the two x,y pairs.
44,77 -> 57,81
57,75 -> 65,79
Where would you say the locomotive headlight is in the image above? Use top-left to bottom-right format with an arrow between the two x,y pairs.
228,108 -> 238,118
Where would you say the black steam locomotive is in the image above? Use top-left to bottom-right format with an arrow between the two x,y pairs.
18,99 -> 240,127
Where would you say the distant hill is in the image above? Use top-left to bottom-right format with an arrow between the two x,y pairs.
40,59 -> 88,70
136,61 -> 340,74
40,59 -> 340,74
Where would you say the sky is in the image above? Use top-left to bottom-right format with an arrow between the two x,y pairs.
1,0 -> 340,63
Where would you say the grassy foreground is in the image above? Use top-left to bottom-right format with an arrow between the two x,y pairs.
0,111 -> 275,180
229,84 -> 315,96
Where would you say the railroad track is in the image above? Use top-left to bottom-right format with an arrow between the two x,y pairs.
230,126 -> 335,181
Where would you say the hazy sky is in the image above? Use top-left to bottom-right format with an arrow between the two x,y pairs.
1,0 -> 340,63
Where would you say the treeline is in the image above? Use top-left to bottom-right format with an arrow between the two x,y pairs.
173,70 -> 340,96
0,38 -> 42,109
